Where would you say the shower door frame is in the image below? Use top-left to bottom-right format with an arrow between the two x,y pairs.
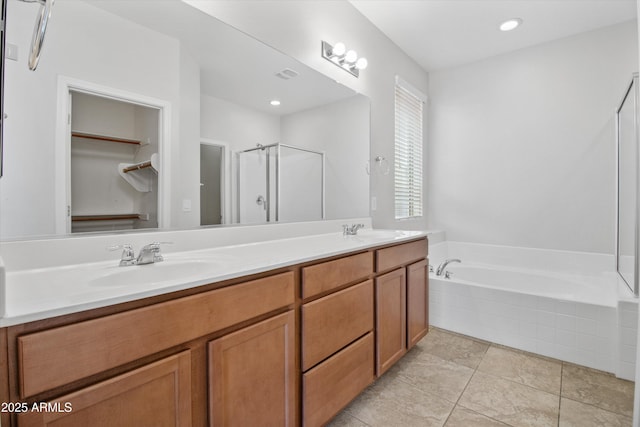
236,143 -> 325,223
615,72 -> 639,296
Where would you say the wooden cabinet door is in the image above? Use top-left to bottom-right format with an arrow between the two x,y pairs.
407,260 -> 429,348
375,268 -> 406,376
208,310 -> 295,427
18,351 -> 192,427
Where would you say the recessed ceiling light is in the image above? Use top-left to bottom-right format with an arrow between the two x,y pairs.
270,100 -> 281,106
500,18 -> 522,32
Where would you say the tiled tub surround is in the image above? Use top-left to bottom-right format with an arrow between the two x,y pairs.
429,242 -> 638,380
0,218 -> 431,326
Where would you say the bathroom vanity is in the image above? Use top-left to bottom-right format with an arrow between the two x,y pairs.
0,232 -> 428,427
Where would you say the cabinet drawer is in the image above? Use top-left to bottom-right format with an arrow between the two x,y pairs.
302,280 -> 373,371
18,272 -> 294,398
303,332 -> 374,427
18,351 -> 192,427
302,252 -> 373,299
376,239 -> 428,272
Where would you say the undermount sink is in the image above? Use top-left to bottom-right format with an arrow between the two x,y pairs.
89,260 -> 214,288
355,230 -> 412,239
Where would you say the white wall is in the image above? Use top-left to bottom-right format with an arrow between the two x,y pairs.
186,0 -> 429,230
200,95 -> 281,151
176,47 -> 202,229
280,95 -> 370,220
428,21 -> 638,253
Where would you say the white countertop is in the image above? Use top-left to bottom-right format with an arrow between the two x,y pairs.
0,229 -> 427,327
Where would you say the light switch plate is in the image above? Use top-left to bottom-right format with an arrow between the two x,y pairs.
6,43 -> 18,61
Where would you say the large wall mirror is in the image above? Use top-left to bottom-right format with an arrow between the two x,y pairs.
616,73 -> 639,296
1,0 -> 370,240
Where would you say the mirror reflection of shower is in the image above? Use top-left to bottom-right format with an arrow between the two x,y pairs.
236,143 -> 324,224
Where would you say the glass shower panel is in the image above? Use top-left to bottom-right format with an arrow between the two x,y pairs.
617,75 -> 638,295
237,149 -> 268,224
278,145 -> 324,222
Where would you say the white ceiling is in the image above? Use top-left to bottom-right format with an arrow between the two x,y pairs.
349,0 -> 637,71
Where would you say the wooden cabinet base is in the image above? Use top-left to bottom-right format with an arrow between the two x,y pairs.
303,333 -> 374,427
17,351 -> 192,427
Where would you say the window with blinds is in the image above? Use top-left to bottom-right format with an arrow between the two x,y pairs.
394,77 -> 425,219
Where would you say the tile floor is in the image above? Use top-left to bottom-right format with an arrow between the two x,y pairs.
329,328 -> 635,427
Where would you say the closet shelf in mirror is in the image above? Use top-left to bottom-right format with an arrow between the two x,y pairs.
72,214 -> 148,222
122,160 -> 153,174
119,153 -> 159,192
71,131 -> 143,145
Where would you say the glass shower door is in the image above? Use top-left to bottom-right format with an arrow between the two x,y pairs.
616,74 -> 638,295
237,148 -> 270,224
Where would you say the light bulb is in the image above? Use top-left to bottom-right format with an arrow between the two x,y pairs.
344,50 -> 357,64
355,57 -> 368,70
332,42 -> 346,57
500,18 -> 522,32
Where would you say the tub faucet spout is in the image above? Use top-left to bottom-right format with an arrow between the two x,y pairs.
436,258 -> 461,276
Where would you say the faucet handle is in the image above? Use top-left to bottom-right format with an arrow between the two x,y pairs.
107,244 -> 136,266
147,241 -> 173,262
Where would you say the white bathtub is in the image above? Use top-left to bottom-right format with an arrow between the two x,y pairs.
429,241 -> 638,379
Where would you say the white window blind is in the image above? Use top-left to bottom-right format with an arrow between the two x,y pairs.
394,77 -> 425,219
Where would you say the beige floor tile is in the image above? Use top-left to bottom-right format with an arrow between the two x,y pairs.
395,348 -> 475,403
417,328 -> 490,369
561,363 -> 634,417
326,411 -> 371,427
445,406 -> 510,426
345,370 -> 455,427
458,371 -> 560,427
477,346 -> 562,394
559,398 -> 632,427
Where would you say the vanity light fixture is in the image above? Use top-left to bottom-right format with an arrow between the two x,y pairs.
321,41 -> 368,78
500,18 -> 522,32
270,100 -> 281,106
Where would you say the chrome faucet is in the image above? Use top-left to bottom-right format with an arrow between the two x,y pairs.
109,242 -> 169,266
343,223 -> 365,236
436,258 -> 461,276
136,242 -> 165,265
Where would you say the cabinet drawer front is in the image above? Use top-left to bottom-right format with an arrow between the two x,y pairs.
302,252 -> 373,299
303,332 -> 374,427
18,272 -> 294,398
376,238 -> 428,272
302,280 -> 373,371
18,351 -> 192,427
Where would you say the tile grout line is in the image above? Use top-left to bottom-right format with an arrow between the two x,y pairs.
443,342 -> 515,427
560,361 -> 635,419
557,362 -> 563,427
